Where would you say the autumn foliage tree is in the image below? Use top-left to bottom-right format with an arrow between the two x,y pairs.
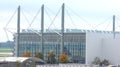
47,52 -> 56,64
34,52 -> 44,60
59,53 -> 70,63
23,51 -> 31,57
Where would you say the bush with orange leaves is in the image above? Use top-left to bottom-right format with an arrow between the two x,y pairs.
22,51 -> 31,57
59,53 -> 70,63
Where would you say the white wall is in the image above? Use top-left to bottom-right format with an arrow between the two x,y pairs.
102,39 -> 120,65
86,32 -> 104,64
86,32 -> 120,64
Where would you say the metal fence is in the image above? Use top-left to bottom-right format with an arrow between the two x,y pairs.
36,64 -> 91,67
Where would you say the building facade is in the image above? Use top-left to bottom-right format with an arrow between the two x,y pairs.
14,29 -> 120,64
13,4 -> 120,65
14,30 -> 86,63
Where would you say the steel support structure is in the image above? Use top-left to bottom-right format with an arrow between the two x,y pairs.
16,6 -> 20,56
113,15 -> 115,39
41,4 -> 44,59
61,3 -> 65,54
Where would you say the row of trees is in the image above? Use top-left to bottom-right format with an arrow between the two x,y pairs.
92,57 -> 109,66
22,51 -> 70,64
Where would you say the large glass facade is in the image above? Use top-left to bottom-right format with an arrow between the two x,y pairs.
15,33 -> 86,63
64,33 -> 86,63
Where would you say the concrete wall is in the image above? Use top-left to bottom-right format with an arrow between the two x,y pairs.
102,39 -> 120,65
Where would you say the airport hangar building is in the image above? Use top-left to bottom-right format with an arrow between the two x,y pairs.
14,29 -> 120,65
13,4 -> 120,64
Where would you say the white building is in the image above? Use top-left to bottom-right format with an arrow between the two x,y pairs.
14,29 -> 120,65
14,5 -> 119,65
86,31 -> 120,65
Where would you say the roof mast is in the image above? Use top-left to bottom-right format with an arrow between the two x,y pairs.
61,3 -> 65,54
41,4 -> 44,59
16,6 -> 20,56
113,15 -> 115,39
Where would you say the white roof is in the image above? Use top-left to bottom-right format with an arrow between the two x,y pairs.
0,57 -> 44,63
0,57 -> 29,62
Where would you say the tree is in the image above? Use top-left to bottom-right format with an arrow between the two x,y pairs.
92,57 -> 101,65
59,53 -> 70,63
34,52 -> 44,60
102,59 -> 109,66
47,52 -> 56,64
23,51 -> 31,57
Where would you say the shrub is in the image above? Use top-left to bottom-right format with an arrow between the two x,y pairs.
92,57 -> 101,65
102,59 -> 109,66
23,51 -> 31,57
59,53 -> 70,63
35,52 -> 44,60
47,52 -> 56,64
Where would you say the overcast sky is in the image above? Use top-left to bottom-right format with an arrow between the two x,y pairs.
1,0 -> 120,42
